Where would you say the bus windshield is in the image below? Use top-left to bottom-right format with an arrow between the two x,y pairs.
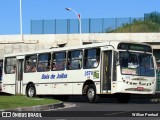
119,51 -> 155,77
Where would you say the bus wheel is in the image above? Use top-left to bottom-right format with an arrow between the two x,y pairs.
86,84 -> 99,103
26,84 -> 36,97
117,93 -> 130,103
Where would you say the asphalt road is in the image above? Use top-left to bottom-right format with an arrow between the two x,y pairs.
50,96 -> 160,120
1,93 -> 160,120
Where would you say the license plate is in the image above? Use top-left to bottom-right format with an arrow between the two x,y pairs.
136,87 -> 144,91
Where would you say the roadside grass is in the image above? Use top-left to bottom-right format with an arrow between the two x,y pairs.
0,95 -> 60,110
111,20 -> 160,33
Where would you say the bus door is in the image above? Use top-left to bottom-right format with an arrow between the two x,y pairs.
101,50 -> 117,93
16,56 -> 24,95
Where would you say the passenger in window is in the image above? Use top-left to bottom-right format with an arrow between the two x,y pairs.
59,62 -> 63,70
38,64 -> 45,72
57,62 -> 64,70
26,65 -> 31,72
11,65 -> 16,73
52,62 -> 56,70
93,58 -> 100,67
31,65 -> 36,72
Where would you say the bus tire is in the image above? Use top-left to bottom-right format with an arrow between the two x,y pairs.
26,83 -> 36,97
86,84 -> 99,103
117,93 -> 130,103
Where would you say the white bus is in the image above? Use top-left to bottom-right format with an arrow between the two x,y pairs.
1,41 -> 157,103
0,59 -> 3,92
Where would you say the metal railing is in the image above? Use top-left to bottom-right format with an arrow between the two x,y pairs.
31,17 -> 160,34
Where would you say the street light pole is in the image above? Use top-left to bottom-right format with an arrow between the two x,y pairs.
65,8 -> 82,45
20,0 -> 23,41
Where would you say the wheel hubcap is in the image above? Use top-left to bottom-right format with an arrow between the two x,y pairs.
88,88 -> 95,100
28,87 -> 34,97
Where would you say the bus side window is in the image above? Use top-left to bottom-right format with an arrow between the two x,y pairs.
38,53 -> 51,72
52,52 -> 66,71
25,55 -> 37,72
5,57 -> 16,74
67,50 -> 82,70
84,48 -> 100,69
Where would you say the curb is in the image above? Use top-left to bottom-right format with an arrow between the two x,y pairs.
0,102 -> 64,112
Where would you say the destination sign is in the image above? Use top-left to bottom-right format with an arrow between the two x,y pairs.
117,43 -> 152,52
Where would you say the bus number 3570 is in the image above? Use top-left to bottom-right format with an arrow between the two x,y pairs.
85,71 -> 93,76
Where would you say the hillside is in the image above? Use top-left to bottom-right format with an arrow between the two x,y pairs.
111,19 -> 160,33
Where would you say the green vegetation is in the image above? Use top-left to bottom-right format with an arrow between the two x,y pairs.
112,19 -> 160,33
108,12 -> 160,33
0,95 -> 60,110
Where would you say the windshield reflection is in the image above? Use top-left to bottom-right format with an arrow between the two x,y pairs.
119,51 -> 155,77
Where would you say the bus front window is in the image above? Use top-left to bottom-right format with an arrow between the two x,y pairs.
119,51 -> 155,77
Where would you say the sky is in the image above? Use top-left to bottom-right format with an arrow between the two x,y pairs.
0,0 -> 160,34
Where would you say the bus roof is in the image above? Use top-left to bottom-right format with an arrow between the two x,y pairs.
4,41 -> 152,57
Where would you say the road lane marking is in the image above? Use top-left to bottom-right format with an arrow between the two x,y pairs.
104,111 -> 130,116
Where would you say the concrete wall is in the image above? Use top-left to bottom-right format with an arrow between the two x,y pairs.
0,33 -> 160,59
